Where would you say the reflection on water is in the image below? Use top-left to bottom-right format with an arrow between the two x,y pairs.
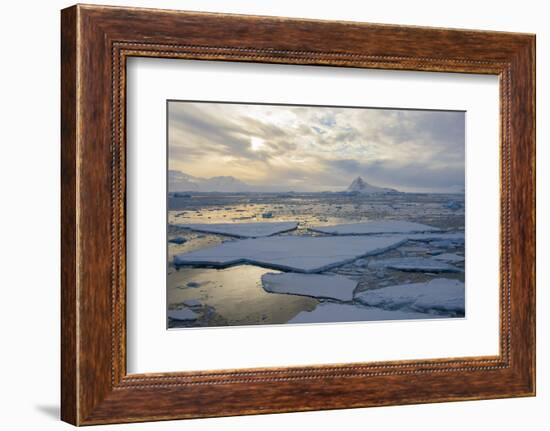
168,265 -> 319,328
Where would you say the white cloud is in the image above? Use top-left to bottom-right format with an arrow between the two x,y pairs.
168,101 -> 464,193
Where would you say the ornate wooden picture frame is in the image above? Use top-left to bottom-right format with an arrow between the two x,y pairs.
61,4 -> 535,425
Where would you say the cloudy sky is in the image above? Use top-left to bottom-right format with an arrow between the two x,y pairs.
168,101 -> 465,193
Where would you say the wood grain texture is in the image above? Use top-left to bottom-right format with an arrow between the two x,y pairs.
60,5 -> 78,425
60,4 -> 536,425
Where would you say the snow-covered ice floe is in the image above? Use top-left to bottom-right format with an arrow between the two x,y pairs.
369,257 -> 461,272
407,232 -> 464,243
432,253 -> 465,263
309,220 -> 439,236
175,221 -> 298,238
355,278 -> 465,314
261,273 -> 357,301
181,299 -> 202,307
174,235 -> 407,273
167,307 -> 199,321
289,303 -> 432,324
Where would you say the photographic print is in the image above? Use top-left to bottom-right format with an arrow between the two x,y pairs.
167,101 -> 465,328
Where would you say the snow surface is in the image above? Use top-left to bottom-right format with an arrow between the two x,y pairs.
289,303 -> 432,324
177,221 -> 298,238
309,220 -> 439,235
167,308 -> 199,321
261,273 -> 357,301
355,278 -> 465,314
369,257 -> 461,272
174,235 -> 407,273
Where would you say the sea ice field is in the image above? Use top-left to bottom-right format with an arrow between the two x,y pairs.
167,191 -> 465,328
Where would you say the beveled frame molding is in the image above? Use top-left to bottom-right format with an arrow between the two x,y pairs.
61,4 -> 535,425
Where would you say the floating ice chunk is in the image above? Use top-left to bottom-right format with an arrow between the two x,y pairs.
429,240 -> 454,248
174,235 -> 407,273
309,220 -> 439,236
355,278 -> 465,314
289,303 -> 432,324
182,299 -> 202,307
261,273 -> 357,301
432,253 -> 465,263
176,221 -> 298,238
407,232 -> 465,243
445,200 -> 462,210
398,245 -> 430,254
177,281 -> 212,289
370,257 -> 461,272
374,269 -> 386,279
168,236 -> 187,245
168,308 -> 199,321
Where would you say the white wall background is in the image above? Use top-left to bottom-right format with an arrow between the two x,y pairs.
0,0 -> 546,429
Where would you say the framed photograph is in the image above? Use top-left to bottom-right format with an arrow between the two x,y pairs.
61,4 -> 535,425
165,100 -> 467,329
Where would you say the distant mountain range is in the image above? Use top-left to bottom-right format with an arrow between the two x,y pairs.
346,176 -> 398,194
169,170 -> 251,192
169,170 -> 400,194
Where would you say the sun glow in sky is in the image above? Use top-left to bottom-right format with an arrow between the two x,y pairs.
250,136 -> 265,152
168,101 -> 465,193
